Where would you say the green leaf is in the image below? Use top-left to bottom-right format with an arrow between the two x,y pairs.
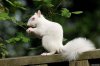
0,12 -> 10,20
6,0 -> 15,7
72,11 -> 83,14
22,37 -> 30,43
14,38 -> 20,41
43,0 -> 54,7
0,4 -> 6,13
46,3 -> 54,7
6,38 -> 14,44
6,33 -> 30,44
0,43 -> 8,58
6,0 -> 26,10
0,43 -> 4,47
33,0 -> 42,1
43,0 -> 52,3
61,8 -> 71,18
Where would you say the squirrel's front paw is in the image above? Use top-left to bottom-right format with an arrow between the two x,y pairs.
26,28 -> 34,33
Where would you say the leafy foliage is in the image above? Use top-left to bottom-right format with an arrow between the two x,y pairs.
6,33 -> 30,44
0,43 -> 8,58
61,8 -> 71,18
0,12 -> 10,20
6,0 -> 26,10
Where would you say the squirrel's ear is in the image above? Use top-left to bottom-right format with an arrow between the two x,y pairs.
34,12 -> 37,15
37,10 -> 41,17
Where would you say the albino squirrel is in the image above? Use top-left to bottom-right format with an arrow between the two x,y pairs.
26,10 -> 96,61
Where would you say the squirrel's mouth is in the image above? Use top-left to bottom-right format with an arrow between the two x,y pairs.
27,25 -> 36,28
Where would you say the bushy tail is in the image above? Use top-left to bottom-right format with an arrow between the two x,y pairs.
60,37 -> 96,61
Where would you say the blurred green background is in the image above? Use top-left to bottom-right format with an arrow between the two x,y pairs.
0,0 -> 100,58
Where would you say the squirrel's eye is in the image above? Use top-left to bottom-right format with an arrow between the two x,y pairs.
32,18 -> 35,20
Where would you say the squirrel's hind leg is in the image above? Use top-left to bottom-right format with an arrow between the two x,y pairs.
41,51 -> 56,55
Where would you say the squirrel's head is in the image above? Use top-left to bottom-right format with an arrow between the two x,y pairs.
27,10 -> 43,28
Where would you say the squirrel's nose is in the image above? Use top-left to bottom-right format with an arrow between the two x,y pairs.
27,23 -> 31,27
27,23 -> 30,26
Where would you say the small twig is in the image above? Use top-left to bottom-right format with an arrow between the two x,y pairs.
55,0 -> 64,10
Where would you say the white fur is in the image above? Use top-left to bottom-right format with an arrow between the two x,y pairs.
26,10 -> 96,61
61,37 -> 95,61
26,10 -> 64,54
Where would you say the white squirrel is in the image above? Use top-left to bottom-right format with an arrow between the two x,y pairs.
26,10 -> 96,61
